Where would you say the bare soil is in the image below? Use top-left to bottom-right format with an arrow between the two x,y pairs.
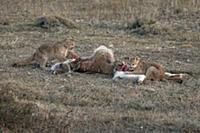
0,0 -> 200,132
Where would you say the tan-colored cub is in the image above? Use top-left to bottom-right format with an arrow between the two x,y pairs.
70,45 -> 115,74
130,57 -> 185,83
12,38 -> 75,69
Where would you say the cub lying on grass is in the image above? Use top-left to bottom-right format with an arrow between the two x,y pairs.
129,56 -> 186,83
12,37 -> 76,69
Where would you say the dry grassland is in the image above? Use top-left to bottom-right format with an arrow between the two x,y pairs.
0,0 -> 200,132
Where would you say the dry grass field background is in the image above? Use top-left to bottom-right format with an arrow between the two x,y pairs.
0,0 -> 200,132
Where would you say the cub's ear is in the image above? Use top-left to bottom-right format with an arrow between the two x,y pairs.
129,57 -> 135,61
135,56 -> 140,60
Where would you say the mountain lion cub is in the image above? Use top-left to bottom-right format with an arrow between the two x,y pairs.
130,57 -> 185,83
12,38 -> 75,69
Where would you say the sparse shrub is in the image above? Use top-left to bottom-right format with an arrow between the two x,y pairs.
33,16 -> 78,29
0,20 -> 9,25
127,18 -> 156,30
127,18 -> 172,36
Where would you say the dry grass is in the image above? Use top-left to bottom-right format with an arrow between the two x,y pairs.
0,0 -> 200,132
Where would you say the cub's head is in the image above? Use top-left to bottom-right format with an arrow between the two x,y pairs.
64,37 -> 75,50
130,56 -> 141,70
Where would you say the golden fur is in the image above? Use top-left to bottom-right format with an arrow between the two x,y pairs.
12,38 -> 75,69
70,45 -> 115,74
130,57 -> 184,82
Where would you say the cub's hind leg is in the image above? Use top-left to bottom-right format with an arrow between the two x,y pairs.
146,66 -> 161,81
101,62 -> 114,74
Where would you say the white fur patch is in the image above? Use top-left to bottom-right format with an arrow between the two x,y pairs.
50,58 -> 76,74
113,71 -> 146,83
64,49 -> 68,57
165,72 -> 185,77
93,45 -> 108,53
63,58 -> 76,64
165,72 -> 177,77
180,74 -> 184,78
132,64 -> 138,68
50,62 -> 61,74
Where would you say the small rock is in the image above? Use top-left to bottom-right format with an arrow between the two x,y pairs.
27,72 -> 31,75
175,60 -> 182,64
58,85 -> 65,89
109,43 -> 114,48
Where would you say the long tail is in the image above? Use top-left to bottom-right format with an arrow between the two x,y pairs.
12,56 -> 34,67
164,72 -> 186,83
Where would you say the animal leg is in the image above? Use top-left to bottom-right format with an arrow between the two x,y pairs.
100,62 -> 114,74
37,56 -> 48,70
146,66 -> 160,81
57,56 -> 66,62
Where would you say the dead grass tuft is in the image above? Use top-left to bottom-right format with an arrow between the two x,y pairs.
0,0 -> 200,132
127,18 -> 172,36
0,80 -> 43,102
34,15 -> 79,29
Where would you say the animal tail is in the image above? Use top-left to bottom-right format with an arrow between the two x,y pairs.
12,56 -> 34,67
164,72 -> 186,83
